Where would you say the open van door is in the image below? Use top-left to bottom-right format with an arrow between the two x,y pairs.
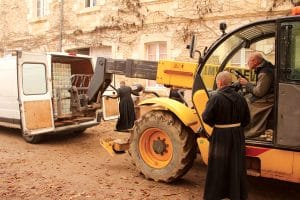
17,52 -> 54,142
102,85 -> 119,120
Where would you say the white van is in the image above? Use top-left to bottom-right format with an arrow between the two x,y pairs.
0,51 -> 102,143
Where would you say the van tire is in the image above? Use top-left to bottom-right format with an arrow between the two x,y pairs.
129,110 -> 196,183
22,134 -> 42,144
73,128 -> 87,136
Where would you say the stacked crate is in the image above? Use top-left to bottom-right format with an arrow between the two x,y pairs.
52,63 -> 72,117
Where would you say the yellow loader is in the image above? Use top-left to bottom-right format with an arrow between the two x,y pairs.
98,8 -> 300,184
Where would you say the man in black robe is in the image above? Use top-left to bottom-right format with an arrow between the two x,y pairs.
115,81 -> 136,131
202,71 -> 250,200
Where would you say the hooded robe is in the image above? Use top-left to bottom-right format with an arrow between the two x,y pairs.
244,60 -> 274,138
116,86 -> 136,131
202,86 -> 250,200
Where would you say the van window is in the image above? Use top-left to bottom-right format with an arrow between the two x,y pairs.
22,63 -> 47,95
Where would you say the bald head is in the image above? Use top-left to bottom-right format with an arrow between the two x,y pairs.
216,71 -> 232,89
247,52 -> 264,70
120,81 -> 125,87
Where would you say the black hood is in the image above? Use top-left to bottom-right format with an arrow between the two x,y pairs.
218,86 -> 239,103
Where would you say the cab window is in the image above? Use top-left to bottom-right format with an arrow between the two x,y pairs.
226,38 -> 275,83
201,35 -> 243,90
288,22 -> 300,81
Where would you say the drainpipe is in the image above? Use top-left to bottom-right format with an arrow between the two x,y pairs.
59,0 -> 64,52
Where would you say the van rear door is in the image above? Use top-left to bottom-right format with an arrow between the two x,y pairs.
17,52 -> 54,135
102,85 -> 119,120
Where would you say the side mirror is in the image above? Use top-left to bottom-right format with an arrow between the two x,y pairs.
219,22 -> 227,36
187,35 -> 196,58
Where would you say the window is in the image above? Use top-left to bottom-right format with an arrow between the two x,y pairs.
85,0 -> 97,8
66,48 -> 90,55
36,0 -> 46,17
90,46 -> 112,68
145,42 -> 167,88
230,49 -> 244,67
23,63 -> 47,95
288,22 -> 300,81
201,35 -> 243,90
145,42 -> 167,61
90,46 -> 112,58
229,39 -> 275,69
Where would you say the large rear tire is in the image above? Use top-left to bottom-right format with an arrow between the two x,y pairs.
129,110 -> 196,183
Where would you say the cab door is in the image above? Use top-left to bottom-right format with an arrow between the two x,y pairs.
17,52 -> 54,135
277,21 -> 300,147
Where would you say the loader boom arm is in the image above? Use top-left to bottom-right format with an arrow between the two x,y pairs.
87,57 -> 158,103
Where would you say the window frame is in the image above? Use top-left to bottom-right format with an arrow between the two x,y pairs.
36,0 -> 46,17
145,41 -> 167,89
85,0 -> 97,8
145,42 -> 167,61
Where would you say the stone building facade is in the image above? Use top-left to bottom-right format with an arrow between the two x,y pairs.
0,0 -> 294,90
0,0 -> 293,58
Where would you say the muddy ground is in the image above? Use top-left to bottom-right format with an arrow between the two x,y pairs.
0,121 -> 300,200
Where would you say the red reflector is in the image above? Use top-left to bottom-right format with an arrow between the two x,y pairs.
246,146 -> 269,157
68,52 -> 76,56
163,70 -> 193,76
291,6 -> 300,15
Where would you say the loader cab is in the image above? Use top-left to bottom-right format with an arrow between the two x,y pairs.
193,17 -> 300,151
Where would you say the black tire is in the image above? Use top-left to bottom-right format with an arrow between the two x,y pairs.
22,134 -> 42,144
73,128 -> 87,136
129,110 -> 196,183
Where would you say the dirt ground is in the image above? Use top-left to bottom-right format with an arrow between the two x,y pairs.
0,121 -> 300,200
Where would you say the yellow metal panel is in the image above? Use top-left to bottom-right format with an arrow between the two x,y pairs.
139,97 -> 198,127
259,149 -> 293,175
156,61 -> 253,91
293,152 -> 300,181
192,90 -> 213,135
156,60 -> 197,89
197,137 -> 209,165
193,90 -> 211,165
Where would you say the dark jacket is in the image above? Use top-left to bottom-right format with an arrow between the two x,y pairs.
245,60 -> 274,102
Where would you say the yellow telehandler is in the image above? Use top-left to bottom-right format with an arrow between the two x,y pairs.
94,8 -> 300,184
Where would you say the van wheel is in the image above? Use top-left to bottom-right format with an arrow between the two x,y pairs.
73,128 -> 87,135
129,110 -> 196,183
22,134 -> 42,144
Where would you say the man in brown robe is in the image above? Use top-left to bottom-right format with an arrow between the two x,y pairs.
202,71 -> 250,200
239,52 -> 274,138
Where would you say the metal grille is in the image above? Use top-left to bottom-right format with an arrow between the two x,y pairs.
52,63 -> 71,116
236,23 -> 276,41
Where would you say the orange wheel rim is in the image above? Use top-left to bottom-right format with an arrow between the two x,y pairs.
139,128 -> 173,168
